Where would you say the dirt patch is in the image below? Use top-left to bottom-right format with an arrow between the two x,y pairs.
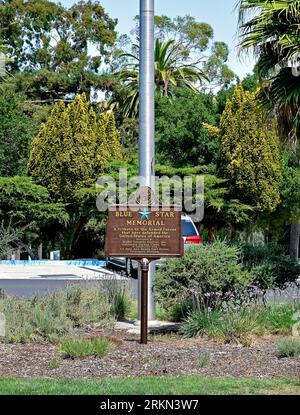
0,331 -> 299,380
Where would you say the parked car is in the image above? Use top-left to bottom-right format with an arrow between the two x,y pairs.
106,213 -> 201,277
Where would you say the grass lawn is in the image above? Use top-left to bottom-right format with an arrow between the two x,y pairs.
0,376 -> 299,395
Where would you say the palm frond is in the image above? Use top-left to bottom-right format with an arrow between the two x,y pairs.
112,38 -> 206,118
237,0 -> 300,142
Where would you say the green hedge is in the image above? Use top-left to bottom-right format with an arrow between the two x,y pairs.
241,243 -> 300,289
155,240 -> 254,320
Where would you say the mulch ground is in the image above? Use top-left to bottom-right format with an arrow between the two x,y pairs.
0,330 -> 300,380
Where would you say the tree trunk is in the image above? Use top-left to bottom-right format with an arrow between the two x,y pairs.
208,226 -> 217,243
38,243 -> 43,260
163,69 -> 172,97
290,223 -> 300,260
23,244 -> 38,260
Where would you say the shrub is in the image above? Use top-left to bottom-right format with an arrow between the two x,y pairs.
215,309 -> 261,346
182,308 -> 261,346
49,358 -> 60,370
277,338 -> 300,358
197,352 -> 211,368
59,337 -> 113,359
182,302 -> 300,344
101,279 -> 133,320
168,300 -> 195,322
241,243 -> 285,265
0,283 -> 128,343
181,310 -> 222,338
155,241 -> 254,318
64,284 -> 112,326
241,243 -> 300,289
256,303 -> 300,335
0,294 -> 73,343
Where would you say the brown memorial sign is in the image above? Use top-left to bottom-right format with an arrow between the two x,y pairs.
105,205 -> 183,259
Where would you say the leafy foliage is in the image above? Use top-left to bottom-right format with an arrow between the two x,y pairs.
0,176 -> 67,258
241,243 -> 300,289
238,0 -> 300,151
59,337 -> 113,359
118,14 -> 235,87
112,13 -> 236,117
28,96 -> 95,202
0,86 -> 37,176
219,86 -> 282,214
0,176 -> 67,225
155,241 -> 254,316
114,39 -> 207,118
27,94 -> 123,257
28,94 -> 122,202
266,153 -> 300,241
155,88 -> 218,167
98,111 -> 123,163
0,0 -> 117,100
238,2 -> 300,259
0,283 -> 130,343
0,223 -> 23,259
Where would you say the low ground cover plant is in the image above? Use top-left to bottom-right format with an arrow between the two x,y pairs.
0,282 -> 132,343
49,358 -> 60,370
256,302 -> 300,335
59,337 -> 114,359
181,303 -> 300,345
277,338 -> 300,358
197,352 -> 211,368
104,279 -> 133,320
1,376 -> 300,395
182,308 -> 261,345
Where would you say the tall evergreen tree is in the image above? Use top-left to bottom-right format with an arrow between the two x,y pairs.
28,100 -> 70,200
94,111 -> 123,173
28,95 -> 123,202
65,94 -> 97,194
28,95 -> 97,201
104,111 -> 123,160
219,86 -> 282,215
95,112 -> 110,172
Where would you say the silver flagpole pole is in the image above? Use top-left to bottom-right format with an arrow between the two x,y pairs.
139,0 -> 156,321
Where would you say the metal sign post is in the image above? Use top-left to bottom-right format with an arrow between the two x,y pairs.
104,198 -> 183,346
105,1 -> 184,346
140,258 -> 149,344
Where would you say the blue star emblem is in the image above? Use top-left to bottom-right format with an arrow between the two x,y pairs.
139,209 -> 150,220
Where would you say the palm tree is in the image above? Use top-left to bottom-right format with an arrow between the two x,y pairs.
114,39 -> 207,118
237,0 -> 300,259
238,0 -> 300,145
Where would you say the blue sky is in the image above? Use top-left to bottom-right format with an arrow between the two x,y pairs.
58,0 -> 255,79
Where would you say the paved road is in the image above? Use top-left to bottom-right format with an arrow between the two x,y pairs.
0,263 -> 138,298
0,263 -> 298,302
0,263 -> 118,280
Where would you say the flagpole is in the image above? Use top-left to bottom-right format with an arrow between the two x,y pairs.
139,0 -> 156,320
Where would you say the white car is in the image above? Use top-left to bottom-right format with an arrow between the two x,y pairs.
106,213 -> 201,277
